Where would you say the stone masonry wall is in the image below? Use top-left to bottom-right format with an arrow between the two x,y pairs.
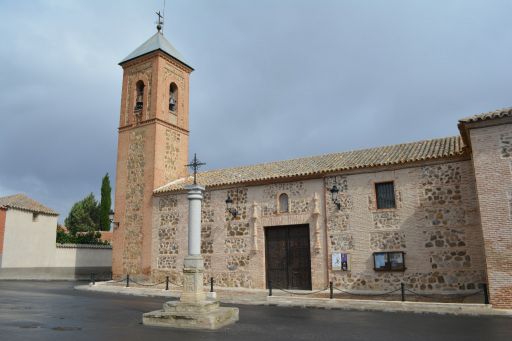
328,160 -> 486,293
122,130 -> 145,274
152,180 -> 328,289
469,123 -> 512,308
151,160 -> 486,295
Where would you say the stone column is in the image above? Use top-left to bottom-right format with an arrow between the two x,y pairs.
181,184 -> 206,303
142,183 -> 239,329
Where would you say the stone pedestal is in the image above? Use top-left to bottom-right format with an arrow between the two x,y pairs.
142,184 -> 239,330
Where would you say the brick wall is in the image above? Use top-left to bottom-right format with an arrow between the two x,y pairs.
469,122 -> 512,309
112,52 -> 191,279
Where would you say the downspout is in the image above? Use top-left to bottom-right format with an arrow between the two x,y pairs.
322,177 -> 330,288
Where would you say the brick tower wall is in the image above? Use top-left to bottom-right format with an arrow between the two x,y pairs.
468,121 -> 512,309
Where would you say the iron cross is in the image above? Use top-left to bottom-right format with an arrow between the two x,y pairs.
186,153 -> 206,185
155,11 -> 164,25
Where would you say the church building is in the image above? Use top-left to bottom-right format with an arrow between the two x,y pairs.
112,25 -> 512,309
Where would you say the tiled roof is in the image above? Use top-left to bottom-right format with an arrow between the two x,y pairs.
0,194 -> 59,216
155,136 -> 465,193
459,107 -> 512,124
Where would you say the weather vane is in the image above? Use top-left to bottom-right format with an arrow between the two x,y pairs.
186,153 -> 206,185
156,10 -> 164,32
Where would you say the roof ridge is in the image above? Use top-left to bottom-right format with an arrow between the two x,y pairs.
459,106 -> 512,123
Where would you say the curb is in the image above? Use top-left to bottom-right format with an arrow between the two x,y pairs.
76,283 -> 512,317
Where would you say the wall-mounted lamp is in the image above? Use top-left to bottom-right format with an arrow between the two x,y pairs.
225,195 -> 239,218
329,185 -> 342,210
109,209 -> 119,230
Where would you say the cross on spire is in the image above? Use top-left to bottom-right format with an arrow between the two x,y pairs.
186,153 -> 206,185
155,11 -> 164,32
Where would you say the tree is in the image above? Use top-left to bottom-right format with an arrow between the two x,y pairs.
65,193 -> 100,235
56,224 -> 109,245
99,173 -> 112,231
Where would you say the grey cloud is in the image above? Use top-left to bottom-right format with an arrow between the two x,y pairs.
1,0 -> 511,221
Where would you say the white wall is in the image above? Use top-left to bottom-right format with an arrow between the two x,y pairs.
54,245 -> 112,267
0,208 -> 112,280
1,209 -> 57,268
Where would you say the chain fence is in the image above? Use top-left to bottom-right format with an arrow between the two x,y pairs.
267,280 -> 489,304
88,274 -> 490,305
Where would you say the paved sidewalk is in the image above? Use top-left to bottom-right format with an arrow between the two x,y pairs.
76,281 -> 512,317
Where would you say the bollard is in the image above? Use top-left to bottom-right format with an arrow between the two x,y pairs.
329,281 -> 333,299
110,271 -> 113,281
126,274 -> 130,288
165,276 -> 169,291
268,280 -> 272,296
401,283 -> 405,302
482,283 -> 489,304
91,273 -> 95,285
210,277 -> 214,293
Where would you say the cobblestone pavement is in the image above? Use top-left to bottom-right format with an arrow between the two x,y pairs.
0,281 -> 511,341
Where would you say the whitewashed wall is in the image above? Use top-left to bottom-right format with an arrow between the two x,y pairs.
0,208 -> 112,280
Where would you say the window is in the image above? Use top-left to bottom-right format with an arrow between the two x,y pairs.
278,193 -> 289,213
373,251 -> 405,271
375,181 -> 396,209
32,213 -> 39,222
134,80 -> 145,111
169,83 -> 178,112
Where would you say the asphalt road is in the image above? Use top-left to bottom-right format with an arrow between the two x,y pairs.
0,281 -> 510,341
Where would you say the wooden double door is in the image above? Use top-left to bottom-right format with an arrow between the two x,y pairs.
265,224 -> 312,290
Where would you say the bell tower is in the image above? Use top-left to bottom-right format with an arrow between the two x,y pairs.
112,21 -> 193,277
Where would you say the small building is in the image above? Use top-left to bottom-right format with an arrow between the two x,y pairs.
111,27 -> 512,309
0,194 -> 112,280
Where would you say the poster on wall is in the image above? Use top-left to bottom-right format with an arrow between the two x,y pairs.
332,253 -> 342,271
341,253 -> 348,271
332,253 -> 349,271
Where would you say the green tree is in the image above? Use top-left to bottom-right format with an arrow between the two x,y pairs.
64,193 -> 100,235
56,225 -> 109,245
99,173 -> 112,231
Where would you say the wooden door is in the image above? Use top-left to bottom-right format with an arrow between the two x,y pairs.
265,225 -> 312,290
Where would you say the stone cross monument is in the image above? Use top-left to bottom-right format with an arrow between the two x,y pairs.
142,162 -> 239,329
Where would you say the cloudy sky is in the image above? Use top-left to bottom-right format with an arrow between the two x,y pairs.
1,0 -> 512,221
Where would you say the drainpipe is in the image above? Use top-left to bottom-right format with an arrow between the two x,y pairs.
322,177 -> 330,288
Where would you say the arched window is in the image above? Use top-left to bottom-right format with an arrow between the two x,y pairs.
279,193 -> 289,213
134,80 -> 145,111
169,83 -> 178,112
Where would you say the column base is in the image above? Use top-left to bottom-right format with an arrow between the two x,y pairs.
142,300 -> 239,330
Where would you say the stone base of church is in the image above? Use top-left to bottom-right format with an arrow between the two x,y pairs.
142,300 -> 239,330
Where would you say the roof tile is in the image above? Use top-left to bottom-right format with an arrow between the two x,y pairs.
459,107 -> 512,123
0,194 -> 58,216
156,136 -> 465,193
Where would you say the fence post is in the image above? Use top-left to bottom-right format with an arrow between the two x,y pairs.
91,273 -> 95,285
482,283 -> 489,304
329,281 -> 333,299
401,283 -> 405,302
268,280 -> 272,296
126,274 -> 130,288
210,277 -> 214,293
165,276 -> 169,291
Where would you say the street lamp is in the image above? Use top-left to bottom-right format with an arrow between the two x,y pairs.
225,195 -> 238,218
108,209 -> 119,231
329,185 -> 342,210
